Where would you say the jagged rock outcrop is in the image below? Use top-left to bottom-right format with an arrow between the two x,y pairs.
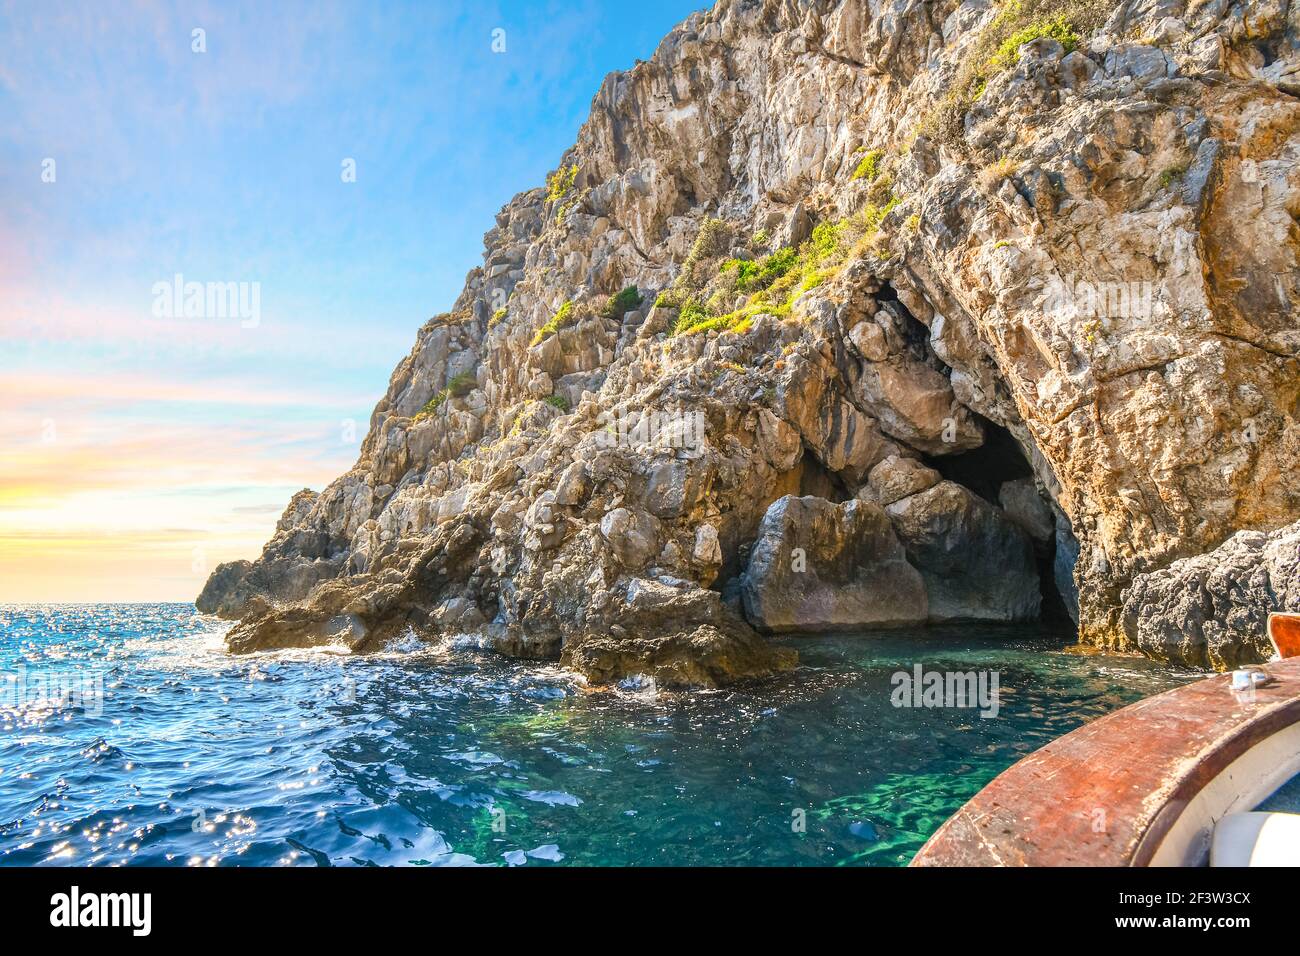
201,0 -> 1300,679
196,560 -> 253,618
197,489 -> 341,619
1121,519 -> 1300,669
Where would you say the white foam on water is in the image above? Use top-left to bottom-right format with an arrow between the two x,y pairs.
526,844 -> 565,862
381,628 -> 430,656
446,632 -> 494,651
520,790 -> 583,807
616,673 -> 658,698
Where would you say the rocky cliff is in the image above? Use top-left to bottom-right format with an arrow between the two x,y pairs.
199,0 -> 1300,681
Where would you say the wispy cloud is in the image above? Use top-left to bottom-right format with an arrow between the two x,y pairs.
0,0 -> 705,602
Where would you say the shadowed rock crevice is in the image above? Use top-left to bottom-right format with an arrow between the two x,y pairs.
923,417 -> 1033,505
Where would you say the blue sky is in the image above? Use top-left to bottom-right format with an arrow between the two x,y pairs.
0,0 -> 706,601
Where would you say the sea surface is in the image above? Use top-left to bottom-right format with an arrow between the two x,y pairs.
0,603 -> 1202,867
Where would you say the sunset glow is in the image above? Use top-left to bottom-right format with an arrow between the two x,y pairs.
1,0 -> 683,601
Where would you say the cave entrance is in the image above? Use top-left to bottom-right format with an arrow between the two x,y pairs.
923,414 -> 1074,623
799,447 -> 853,502
925,413 -> 1032,503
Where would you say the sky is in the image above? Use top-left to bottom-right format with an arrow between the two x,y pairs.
0,0 -> 706,603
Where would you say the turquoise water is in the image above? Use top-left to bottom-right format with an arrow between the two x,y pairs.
1259,775 -> 1300,813
0,603 -> 1197,866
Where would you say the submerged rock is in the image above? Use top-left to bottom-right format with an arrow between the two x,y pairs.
563,577 -> 795,686
561,623 -> 796,690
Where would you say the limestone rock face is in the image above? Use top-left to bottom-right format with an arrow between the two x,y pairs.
999,478 -> 1055,543
200,0 -> 1300,679
886,482 -> 1042,624
863,455 -> 941,507
599,507 -> 661,570
742,495 -> 927,632
195,560 -> 254,618
1054,505 -> 1082,625
1121,520 -> 1300,670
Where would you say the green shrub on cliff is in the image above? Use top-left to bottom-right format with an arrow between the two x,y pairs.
852,148 -> 885,182
1159,162 -> 1188,189
447,370 -> 476,397
989,14 -> 1079,70
653,288 -> 681,309
415,393 -> 447,420
600,285 -> 643,320
668,191 -> 909,338
673,225 -> 838,336
413,370 -> 477,421
677,217 -> 731,289
672,299 -> 717,335
722,245 -> 798,293
531,299 -> 576,346
919,0 -> 1107,146
546,164 -> 584,223
545,164 -> 579,204
808,219 -> 846,261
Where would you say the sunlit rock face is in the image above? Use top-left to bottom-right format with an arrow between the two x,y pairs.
1121,519 -> 1300,670
201,0 -> 1300,679
741,495 -> 928,632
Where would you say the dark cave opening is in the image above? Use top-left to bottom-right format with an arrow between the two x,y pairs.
799,448 -> 853,503
1035,536 -> 1075,624
924,413 -> 1032,504
876,281 -> 935,366
924,414 -> 1074,624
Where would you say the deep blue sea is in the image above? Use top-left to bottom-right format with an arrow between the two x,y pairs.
0,603 -> 1199,866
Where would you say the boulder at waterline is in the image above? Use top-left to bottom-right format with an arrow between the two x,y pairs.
885,482 -> 1041,624
741,495 -> 928,633
560,623 -> 796,690
1121,520 -> 1300,670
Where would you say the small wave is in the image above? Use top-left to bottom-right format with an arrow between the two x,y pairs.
382,629 -> 431,656
526,844 -> 565,862
617,673 -> 658,697
444,750 -> 504,767
79,737 -> 126,764
446,632 -> 493,652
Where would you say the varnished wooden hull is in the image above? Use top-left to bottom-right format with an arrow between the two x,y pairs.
1270,613 -> 1300,660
